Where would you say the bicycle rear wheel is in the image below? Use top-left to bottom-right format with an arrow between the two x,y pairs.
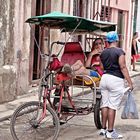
10,101 -> 60,140
94,99 -> 102,129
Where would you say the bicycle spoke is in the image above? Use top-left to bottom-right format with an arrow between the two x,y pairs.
10,101 -> 60,140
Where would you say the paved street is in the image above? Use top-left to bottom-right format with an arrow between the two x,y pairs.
57,75 -> 140,140
1,1 -> 140,140
0,75 -> 140,140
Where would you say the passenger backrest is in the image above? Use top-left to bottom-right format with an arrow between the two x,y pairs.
61,42 -> 86,65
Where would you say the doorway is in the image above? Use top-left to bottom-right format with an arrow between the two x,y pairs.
29,0 -> 51,83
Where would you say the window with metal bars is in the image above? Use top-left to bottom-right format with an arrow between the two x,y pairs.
100,6 -> 111,21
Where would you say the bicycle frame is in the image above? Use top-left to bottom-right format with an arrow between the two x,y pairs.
36,62 -> 100,125
37,73 -> 79,122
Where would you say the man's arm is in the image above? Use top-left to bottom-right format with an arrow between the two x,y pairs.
119,55 -> 133,90
85,49 -> 99,67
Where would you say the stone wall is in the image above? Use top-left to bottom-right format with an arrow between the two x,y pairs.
13,0 -> 31,97
0,0 -> 32,103
0,0 -> 15,66
0,65 -> 16,103
0,0 -> 134,103
0,1 -> 17,103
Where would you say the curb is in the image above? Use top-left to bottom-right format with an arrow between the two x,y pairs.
130,73 -> 140,78
0,115 -> 12,122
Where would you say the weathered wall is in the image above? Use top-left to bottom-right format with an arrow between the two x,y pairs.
0,66 -> 16,103
0,0 -> 135,103
136,0 -> 140,31
110,0 -> 134,70
50,0 -> 69,57
110,0 -> 130,11
0,0 -> 15,66
13,0 -> 31,96
0,0 -> 16,103
0,0 -> 32,103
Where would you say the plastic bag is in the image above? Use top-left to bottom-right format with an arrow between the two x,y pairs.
121,91 -> 139,119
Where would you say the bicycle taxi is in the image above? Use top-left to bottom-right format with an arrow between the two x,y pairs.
10,11 -> 116,140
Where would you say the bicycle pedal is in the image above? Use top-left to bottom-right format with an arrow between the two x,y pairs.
60,120 -> 66,125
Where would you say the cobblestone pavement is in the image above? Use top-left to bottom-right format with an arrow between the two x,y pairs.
0,73 -> 140,140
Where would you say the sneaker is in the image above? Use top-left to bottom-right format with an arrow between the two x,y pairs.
106,130 -> 123,139
99,128 -> 106,136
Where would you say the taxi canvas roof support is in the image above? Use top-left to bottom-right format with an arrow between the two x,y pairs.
26,11 -> 117,79
26,11 -> 116,35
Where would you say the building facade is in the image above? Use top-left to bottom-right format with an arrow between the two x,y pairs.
136,1 -> 140,31
0,0 -> 135,103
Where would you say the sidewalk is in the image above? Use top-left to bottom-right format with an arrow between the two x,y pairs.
129,63 -> 140,77
0,63 -> 140,122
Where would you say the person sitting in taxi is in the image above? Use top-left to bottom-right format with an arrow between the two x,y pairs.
63,38 -> 104,85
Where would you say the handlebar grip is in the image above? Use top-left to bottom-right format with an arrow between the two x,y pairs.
56,41 -> 65,45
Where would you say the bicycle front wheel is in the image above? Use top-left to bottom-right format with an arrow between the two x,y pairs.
10,101 -> 60,140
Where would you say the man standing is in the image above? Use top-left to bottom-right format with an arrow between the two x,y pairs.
99,31 -> 133,139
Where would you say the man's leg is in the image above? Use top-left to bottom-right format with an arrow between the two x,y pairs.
101,107 -> 108,129
108,108 -> 116,131
100,78 -> 109,133
106,108 -> 123,139
132,56 -> 136,70
132,61 -> 135,70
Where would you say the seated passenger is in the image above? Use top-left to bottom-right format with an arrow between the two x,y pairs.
63,38 -> 104,85
53,38 -> 104,114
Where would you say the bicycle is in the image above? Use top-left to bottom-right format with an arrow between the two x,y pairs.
10,41 -> 102,140
10,11 -> 117,140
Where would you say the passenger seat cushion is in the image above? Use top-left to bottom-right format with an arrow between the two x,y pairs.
61,53 -> 85,65
61,42 -> 85,65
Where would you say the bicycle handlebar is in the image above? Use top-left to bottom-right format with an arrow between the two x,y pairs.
41,41 -> 65,58
56,41 -> 65,45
